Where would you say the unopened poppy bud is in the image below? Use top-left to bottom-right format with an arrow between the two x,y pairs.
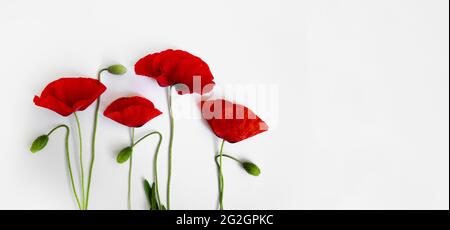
242,162 -> 261,176
30,135 -> 49,153
117,146 -> 133,163
107,64 -> 127,75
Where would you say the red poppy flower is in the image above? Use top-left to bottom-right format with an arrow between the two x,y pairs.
135,49 -> 215,95
201,99 -> 269,143
33,77 -> 106,116
103,96 -> 162,127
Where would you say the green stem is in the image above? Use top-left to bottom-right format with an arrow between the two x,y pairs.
73,112 -> 85,210
85,68 -> 107,210
132,131 -> 163,206
214,154 -> 242,166
47,124 -> 65,136
47,125 -> 82,210
218,139 -> 225,210
167,86 -> 174,210
128,128 -> 135,210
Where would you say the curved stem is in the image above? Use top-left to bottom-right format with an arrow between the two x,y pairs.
214,154 -> 242,166
132,131 -> 163,206
85,68 -> 107,210
47,124 -> 66,136
218,139 -> 225,210
128,128 -> 135,210
47,125 -> 82,210
166,86 -> 174,210
73,112 -> 85,210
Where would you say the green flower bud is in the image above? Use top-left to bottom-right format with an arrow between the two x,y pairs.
242,162 -> 261,176
107,64 -> 127,75
117,146 -> 133,163
30,135 -> 49,153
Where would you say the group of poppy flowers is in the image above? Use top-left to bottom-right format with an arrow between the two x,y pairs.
30,49 -> 268,210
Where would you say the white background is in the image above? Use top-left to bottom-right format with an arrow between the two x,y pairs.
0,0 -> 448,210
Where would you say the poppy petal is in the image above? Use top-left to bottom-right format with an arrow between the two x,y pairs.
135,49 -> 215,95
104,96 -> 162,127
201,99 -> 268,143
34,77 -> 106,116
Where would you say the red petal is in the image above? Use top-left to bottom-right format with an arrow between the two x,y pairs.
103,96 -> 162,127
33,95 -> 74,116
34,77 -> 106,116
135,49 -> 215,95
201,99 -> 268,143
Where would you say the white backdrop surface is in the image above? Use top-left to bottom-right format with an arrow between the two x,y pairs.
0,0 -> 448,210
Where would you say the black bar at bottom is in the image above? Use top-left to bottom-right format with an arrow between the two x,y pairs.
0,210 -> 448,228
